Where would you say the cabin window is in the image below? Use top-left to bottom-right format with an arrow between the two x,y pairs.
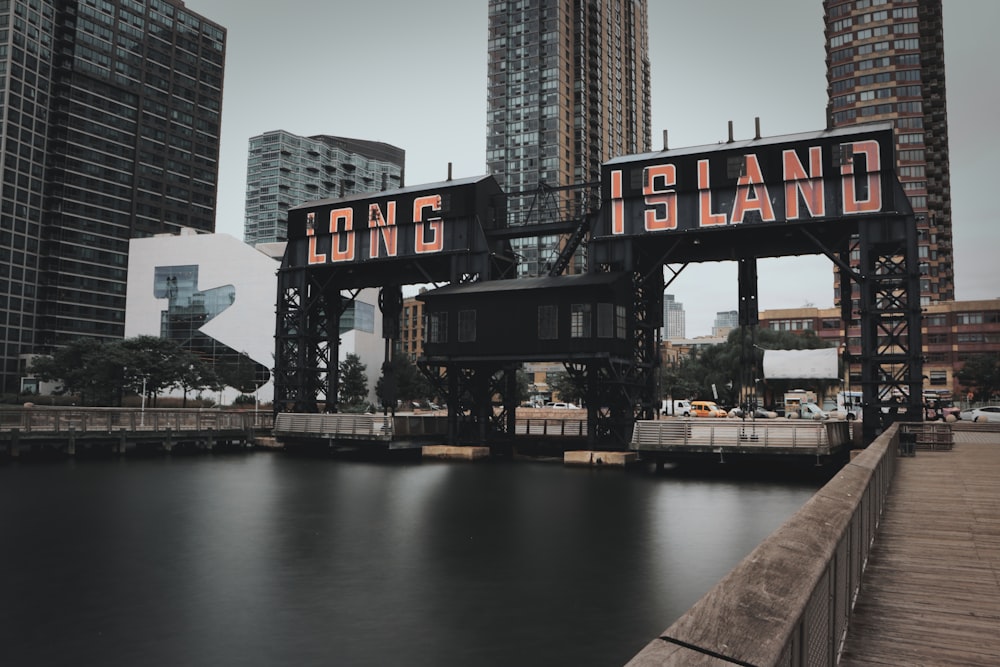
597,303 -> 614,338
427,312 -> 448,343
571,303 -> 591,338
616,305 -> 627,338
458,309 -> 476,342
538,305 -> 557,340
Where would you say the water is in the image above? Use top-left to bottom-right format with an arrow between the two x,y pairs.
1,453 -> 822,666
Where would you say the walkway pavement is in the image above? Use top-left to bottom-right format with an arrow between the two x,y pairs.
838,428 -> 1000,666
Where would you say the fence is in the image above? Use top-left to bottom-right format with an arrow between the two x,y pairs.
626,423 -> 899,666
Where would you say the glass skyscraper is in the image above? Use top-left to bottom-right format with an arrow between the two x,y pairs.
486,0 -> 651,276
0,0 -> 225,392
243,131 -> 405,246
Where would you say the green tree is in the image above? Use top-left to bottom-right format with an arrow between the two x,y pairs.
957,353 -> 1000,402
29,336 -> 220,407
173,352 -> 215,408
29,338 -> 125,406
339,353 -> 369,408
548,371 -> 586,406
376,354 -> 433,407
119,336 -> 190,407
668,327 -> 835,409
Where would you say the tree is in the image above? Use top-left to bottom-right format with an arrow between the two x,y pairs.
172,352 -> 215,408
666,327 -> 835,409
957,353 -> 1000,402
339,353 -> 369,408
376,354 -> 433,408
119,336 -> 190,407
29,336 -> 221,407
548,371 -> 586,406
30,338 -> 125,406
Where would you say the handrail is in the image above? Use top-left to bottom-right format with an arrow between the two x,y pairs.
626,424 -> 899,666
0,407 -> 272,433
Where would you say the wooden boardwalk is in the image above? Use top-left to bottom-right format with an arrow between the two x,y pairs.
839,430 -> 1000,666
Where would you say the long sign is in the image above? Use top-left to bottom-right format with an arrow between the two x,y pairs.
285,176 -> 502,267
597,123 -> 902,238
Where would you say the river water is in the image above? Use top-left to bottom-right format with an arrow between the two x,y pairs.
1,452 -> 823,666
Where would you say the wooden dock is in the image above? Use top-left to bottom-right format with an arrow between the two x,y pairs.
839,428 -> 1000,666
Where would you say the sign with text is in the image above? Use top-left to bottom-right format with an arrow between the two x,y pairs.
285,176 -> 503,268
597,124 -> 902,238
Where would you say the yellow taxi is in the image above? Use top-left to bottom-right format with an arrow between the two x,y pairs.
690,400 -> 728,418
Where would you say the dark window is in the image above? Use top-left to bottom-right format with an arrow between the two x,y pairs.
458,310 -> 476,343
538,305 -> 557,340
427,312 -> 447,343
597,303 -> 614,338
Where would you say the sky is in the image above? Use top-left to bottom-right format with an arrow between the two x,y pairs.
186,0 -> 999,337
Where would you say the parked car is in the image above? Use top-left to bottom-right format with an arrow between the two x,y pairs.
661,399 -> 691,417
958,406 -> 1000,423
798,402 -> 830,420
690,400 -> 727,418
546,402 -> 581,410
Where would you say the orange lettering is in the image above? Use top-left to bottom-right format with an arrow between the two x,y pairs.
611,170 -> 625,234
698,160 -> 727,227
306,212 -> 326,264
329,207 -> 354,263
643,164 -> 677,231
731,154 -> 775,223
414,195 -> 444,254
368,201 -> 397,259
783,147 -> 825,219
841,140 -> 882,214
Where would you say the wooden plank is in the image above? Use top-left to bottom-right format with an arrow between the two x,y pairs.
839,433 -> 1000,666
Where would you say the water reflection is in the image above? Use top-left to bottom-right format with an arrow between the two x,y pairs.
0,455 -> 820,666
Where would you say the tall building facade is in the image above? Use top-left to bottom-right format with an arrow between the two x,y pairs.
713,310 -> 739,338
824,0 -> 953,308
0,0 -> 225,392
486,0 -> 651,276
662,293 -> 685,340
243,131 -> 405,246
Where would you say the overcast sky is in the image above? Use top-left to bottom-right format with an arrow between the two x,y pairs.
187,0 -> 998,337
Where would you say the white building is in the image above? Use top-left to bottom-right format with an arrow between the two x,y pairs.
663,293 -> 686,340
125,229 -> 384,405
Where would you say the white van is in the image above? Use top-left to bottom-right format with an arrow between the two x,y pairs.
661,399 -> 692,417
798,402 -> 829,420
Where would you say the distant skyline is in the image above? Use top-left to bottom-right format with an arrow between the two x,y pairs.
187,0 -> 999,336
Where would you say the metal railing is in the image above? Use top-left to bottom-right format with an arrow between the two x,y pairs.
631,419 -> 851,451
626,424 -> 899,666
0,407 -> 271,434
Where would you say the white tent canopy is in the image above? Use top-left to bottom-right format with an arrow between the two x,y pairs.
762,348 -> 839,380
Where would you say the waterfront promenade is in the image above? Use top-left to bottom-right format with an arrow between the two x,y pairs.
627,423 -> 1000,666
838,427 -> 1000,666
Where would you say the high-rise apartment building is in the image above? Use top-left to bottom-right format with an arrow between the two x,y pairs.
662,293 -> 685,340
243,131 -> 405,246
0,0 -> 226,392
713,310 -> 739,338
825,0 -> 953,307
486,0 -> 651,276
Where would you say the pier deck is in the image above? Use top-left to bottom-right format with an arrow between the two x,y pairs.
839,427 -> 1000,666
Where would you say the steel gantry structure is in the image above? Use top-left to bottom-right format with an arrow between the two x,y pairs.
273,122 -> 922,449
